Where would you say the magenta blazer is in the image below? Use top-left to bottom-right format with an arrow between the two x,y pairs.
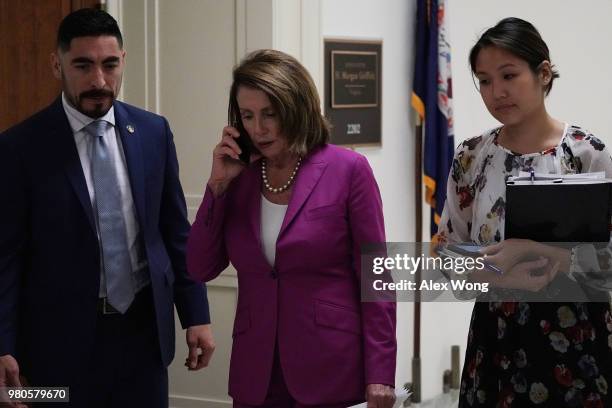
187,144 -> 396,406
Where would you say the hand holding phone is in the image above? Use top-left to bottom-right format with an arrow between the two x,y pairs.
208,125 -> 250,197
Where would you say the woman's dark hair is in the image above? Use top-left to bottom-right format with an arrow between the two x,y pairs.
57,8 -> 123,52
469,17 -> 559,95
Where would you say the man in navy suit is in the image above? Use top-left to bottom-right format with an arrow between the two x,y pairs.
0,8 -> 214,407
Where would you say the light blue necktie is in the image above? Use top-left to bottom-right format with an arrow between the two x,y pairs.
87,120 -> 134,313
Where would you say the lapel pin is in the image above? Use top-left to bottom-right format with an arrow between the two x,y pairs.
126,125 -> 135,133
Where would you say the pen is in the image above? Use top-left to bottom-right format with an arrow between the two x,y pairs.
484,262 -> 503,275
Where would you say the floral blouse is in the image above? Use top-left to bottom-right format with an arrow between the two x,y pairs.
437,124 -> 612,293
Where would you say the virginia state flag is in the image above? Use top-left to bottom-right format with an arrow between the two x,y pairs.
412,0 -> 454,237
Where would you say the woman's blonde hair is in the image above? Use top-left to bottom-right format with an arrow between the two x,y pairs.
228,49 -> 330,156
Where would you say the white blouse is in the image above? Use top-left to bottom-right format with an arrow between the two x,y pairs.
260,194 -> 288,266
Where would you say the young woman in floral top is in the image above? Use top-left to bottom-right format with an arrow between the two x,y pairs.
437,18 -> 612,407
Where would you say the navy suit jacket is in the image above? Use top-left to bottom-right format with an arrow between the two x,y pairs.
0,97 -> 210,385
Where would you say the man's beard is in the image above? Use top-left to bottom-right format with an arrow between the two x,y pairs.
74,89 -> 115,118
61,70 -> 116,118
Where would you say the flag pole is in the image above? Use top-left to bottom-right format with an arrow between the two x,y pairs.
411,0 -> 454,402
412,113 -> 423,403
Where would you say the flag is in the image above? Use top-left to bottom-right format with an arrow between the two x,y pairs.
412,0 -> 455,238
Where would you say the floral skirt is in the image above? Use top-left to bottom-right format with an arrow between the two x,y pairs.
458,302 -> 612,407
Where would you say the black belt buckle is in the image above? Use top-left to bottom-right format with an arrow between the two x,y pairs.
99,298 -> 120,315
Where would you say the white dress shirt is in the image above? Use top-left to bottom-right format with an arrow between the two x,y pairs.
61,94 -> 148,297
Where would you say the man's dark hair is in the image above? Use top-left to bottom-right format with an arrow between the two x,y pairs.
57,8 -> 123,52
469,17 -> 559,96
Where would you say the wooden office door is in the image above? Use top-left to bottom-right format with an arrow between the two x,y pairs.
0,0 -> 101,132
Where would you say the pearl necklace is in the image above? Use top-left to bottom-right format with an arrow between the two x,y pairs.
261,157 -> 302,193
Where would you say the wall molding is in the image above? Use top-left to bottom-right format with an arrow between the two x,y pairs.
234,0 -> 322,95
235,0 -> 246,62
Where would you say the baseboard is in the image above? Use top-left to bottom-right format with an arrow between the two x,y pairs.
170,394 -> 232,408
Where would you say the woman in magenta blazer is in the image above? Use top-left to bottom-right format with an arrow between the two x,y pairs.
187,49 -> 396,408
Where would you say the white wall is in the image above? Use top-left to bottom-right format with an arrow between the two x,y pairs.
449,0 -> 612,146
322,0 -> 474,401
322,0 -> 471,400
322,0 -> 416,394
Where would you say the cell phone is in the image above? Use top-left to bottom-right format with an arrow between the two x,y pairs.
447,244 -> 484,256
441,243 -> 503,274
232,119 -> 253,164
